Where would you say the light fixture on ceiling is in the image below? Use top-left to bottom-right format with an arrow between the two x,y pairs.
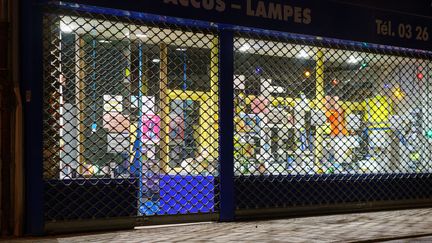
136,33 -> 148,38
239,43 -> 251,52
98,40 -> 111,43
297,50 -> 309,59
176,48 -> 187,51
152,59 -> 161,63
124,31 -> 130,38
347,55 -> 361,64
60,22 -> 73,33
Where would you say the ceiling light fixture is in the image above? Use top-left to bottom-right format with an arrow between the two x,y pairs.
347,55 -> 361,64
297,50 -> 309,58
60,23 -> 73,33
136,33 -> 148,38
239,43 -> 251,52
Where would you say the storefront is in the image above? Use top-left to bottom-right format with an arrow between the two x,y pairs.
21,0 -> 432,235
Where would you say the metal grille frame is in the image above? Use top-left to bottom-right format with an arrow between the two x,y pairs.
233,29 -> 432,213
36,3 -> 432,231
42,7 -> 220,224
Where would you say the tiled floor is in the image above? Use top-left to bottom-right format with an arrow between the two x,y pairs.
5,208 -> 432,242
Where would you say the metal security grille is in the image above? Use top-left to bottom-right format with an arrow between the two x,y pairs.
233,32 -> 432,210
42,10 -> 219,221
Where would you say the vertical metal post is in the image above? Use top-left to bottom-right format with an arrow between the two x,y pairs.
159,43 -> 169,172
75,37 -> 86,173
428,61 -> 432,172
138,42 -> 144,215
21,0 -> 44,235
314,50 -> 325,172
209,37 -> 219,158
218,29 -> 234,221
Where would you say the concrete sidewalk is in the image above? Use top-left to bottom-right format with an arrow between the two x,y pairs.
5,208 -> 432,242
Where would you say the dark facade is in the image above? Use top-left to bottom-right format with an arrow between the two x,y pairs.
7,0 -> 432,236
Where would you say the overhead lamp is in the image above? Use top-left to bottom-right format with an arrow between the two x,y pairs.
136,33 -> 148,38
304,70 -> 311,78
60,22 -> 73,33
297,50 -> 309,59
176,48 -> 187,51
98,40 -> 111,43
152,59 -> 161,63
123,30 -> 130,38
239,43 -> 251,52
347,55 -> 361,64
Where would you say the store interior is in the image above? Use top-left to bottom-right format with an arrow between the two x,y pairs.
233,38 -> 432,175
47,16 -> 432,215
50,16 -> 219,215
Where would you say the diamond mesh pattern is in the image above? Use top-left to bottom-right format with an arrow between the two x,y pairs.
42,10 -> 219,221
41,7 -> 432,222
233,32 -> 432,209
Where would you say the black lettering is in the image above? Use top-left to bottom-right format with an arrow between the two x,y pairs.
256,1 -> 267,18
376,19 -> 383,34
303,8 -> 311,24
294,7 -> 302,23
283,5 -> 293,21
191,0 -> 201,8
247,0 -> 255,16
179,0 -> 189,7
268,3 -> 283,20
215,0 -> 226,12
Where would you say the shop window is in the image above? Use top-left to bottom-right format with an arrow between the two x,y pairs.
168,99 -> 200,170
168,46 -> 211,92
43,14 -> 219,216
234,52 -> 316,98
324,53 -> 375,102
234,35 -> 432,176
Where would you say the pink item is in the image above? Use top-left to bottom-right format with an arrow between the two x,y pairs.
103,112 -> 130,132
142,114 -> 161,142
251,96 -> 270,114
